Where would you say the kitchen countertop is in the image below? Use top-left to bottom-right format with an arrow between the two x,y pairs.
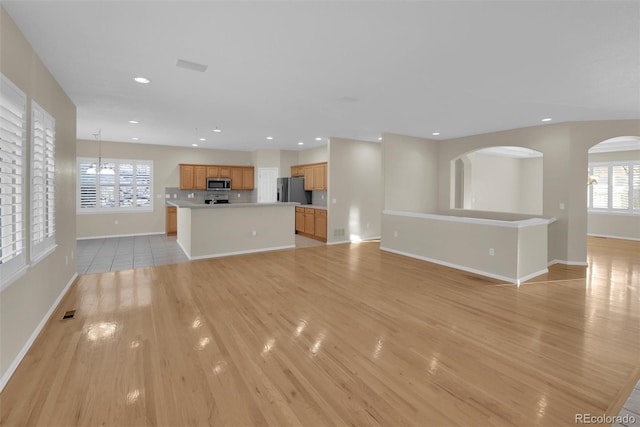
300,204 -> 328,210
167,201 -> 300,209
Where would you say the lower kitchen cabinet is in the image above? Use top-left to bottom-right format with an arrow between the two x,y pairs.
314,209 -> 327,240
304,208 -> 315,235
295,207 -> 305,232
166,206 -> 177,236
295,206 -> 327,242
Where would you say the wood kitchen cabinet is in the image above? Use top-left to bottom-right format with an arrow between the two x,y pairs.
314,209 -> 327,240
304,208 -> 315,235
180,164 -> 252,189
166,206 -> 177,236
194,166 -> 207,190
295,206 -> 327,242
295,207 -> 305,232
242,167 -> 254,189
291,162 -> 328,191
180,165 -> 194,189
303,167 -> 314,191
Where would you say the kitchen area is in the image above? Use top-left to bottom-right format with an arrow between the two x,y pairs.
165,161 -> 328,260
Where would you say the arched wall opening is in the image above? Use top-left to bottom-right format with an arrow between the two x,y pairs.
450,146 -> 543,215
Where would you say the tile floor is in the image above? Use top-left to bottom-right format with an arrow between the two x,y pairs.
76,234 -> 189,274
77,233 -> 324,275
615,382 -> 640,426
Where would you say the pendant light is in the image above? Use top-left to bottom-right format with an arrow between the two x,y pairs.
87,129 -> 114,175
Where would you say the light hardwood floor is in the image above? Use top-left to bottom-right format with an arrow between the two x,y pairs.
1,237 -> 638,426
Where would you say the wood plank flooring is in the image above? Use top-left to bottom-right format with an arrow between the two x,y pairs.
1,237 -> 639,426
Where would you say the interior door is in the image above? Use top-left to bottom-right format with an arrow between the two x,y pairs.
257,167 -> 279,203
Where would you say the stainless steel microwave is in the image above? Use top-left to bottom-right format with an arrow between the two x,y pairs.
207,178 -> 231,190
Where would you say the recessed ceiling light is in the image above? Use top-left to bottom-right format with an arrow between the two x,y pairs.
133,77 -> 151,84
432,132 -> 440,136
192,143 -> 198,147
213,127 -> 222,133
199,138 -> 206,141
128,120 -> 139,124
131,137 -> 139,141
541,118 -> 552,122
266,136 -> 273,140
315,137 -> 322,141
298,142 -> 304,146
377,137 -> 382,141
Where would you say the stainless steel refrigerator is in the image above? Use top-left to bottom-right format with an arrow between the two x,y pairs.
277,177 -> 312,204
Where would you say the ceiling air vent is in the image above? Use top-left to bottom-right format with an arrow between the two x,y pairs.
176,59 -> 208,73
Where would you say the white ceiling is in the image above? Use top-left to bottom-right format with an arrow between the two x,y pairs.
3,1 -> 639,151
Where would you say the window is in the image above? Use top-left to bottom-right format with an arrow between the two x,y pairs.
588,161 -> 640,214
77,158 -> 153,213
31,102 -> 56,262
0,73 -> 27,288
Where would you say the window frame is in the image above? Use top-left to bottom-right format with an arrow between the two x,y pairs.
76,157 -> 154,214
588,160 -> 640,215
0,73 -> 28,290
30,101 -> 56,264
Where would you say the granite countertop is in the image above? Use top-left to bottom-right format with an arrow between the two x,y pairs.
167,201 -> 300,209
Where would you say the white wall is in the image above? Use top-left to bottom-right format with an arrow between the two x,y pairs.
461,153 -> 542,214
382,133 -> 439,213
0,7 -> 77,386
518,157 -> 543,214
297,145 -> 328,164
328,138 -> 382,243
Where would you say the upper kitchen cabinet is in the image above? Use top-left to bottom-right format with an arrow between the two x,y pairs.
180,165 -> 194,189
180,164 -> 252,190
194,166 -> 207,190
292,162 -> 327,191
231,166 -> 255,190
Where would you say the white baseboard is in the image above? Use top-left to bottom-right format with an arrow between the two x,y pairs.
327,235 -> 381,246
0,272 -> 78,392
517,268 -> 550,284
77,231 -> 164,241
380,246 -> 525,285
587,233 -> 640,242
176,239 -> 190,259
188,245 -> 296,261
548,259 -> 589,267
327,240 -> 351,246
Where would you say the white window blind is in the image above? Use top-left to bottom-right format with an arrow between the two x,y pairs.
77,157 -> 153,213
30,102 -> 56,262
588,161 -> 640,214
0,73 -> 27,288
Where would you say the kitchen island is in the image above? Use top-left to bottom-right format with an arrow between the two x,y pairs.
168,201 -> 298,259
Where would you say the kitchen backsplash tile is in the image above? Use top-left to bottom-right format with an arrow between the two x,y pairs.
312,191 -> 327,207
165,187 -> 256,204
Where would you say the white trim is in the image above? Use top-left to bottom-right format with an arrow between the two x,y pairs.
76,232 -> 164,241
176,238 -> 190,258
0,272 -> 78,392
547,259 -> 589,267
587,233 -> 640,242
0,264 -> 29,292
383,210 -> 555,229
76,208 -> 153,215
327,240 -> 351,246
186,245 -> 295,261
29,244 -> 57,267
380,246 -> 531,285
517,268 -> 550,284
588,210 -> 639,217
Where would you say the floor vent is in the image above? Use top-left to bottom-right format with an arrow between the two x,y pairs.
62,310 -> 76,320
